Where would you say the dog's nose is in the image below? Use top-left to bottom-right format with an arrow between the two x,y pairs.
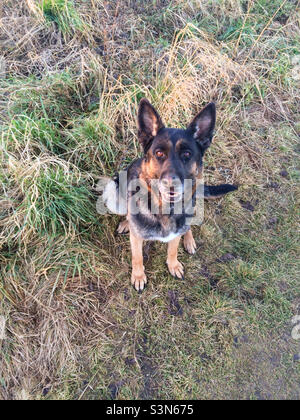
161,176 -> 181,189
161,176 -> 175,187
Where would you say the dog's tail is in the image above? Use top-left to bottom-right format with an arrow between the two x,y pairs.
204,184 -> 238,199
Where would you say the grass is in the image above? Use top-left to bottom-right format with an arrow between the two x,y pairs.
0,0 -> 300,400
41,0 -> 86,35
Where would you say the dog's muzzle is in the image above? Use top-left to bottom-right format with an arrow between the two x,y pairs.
159,177 -> 183,203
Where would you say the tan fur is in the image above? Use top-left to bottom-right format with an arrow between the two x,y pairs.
117,219 -> 129,234
204,195 -> 220,200
183,229 -> 197,254
129,229 -> 146,291
140,160 -> 165,211
166,235 -> 184,279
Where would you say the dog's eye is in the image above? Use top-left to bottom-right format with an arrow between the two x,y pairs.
155,150 -> 165,159
182,151 -> 191,159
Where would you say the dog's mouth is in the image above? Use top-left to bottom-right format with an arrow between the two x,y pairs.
159,186 -> 183,203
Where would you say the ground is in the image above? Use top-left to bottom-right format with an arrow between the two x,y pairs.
0,0 -> 299,400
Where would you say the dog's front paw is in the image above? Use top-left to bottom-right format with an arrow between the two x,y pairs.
167,260 -> 184,279
183,234 -> 196,255
131,271 -> 147,292
117,220 -> 129,234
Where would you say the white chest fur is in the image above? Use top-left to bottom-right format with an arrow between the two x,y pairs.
150,232 -> 181,243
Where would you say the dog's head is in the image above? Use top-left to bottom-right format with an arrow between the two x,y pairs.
137,98 -> 216,203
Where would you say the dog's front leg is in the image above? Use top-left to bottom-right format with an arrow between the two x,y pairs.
130,230 -> 147,292
167,235 -> 184,279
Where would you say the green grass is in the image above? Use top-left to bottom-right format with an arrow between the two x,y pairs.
21,166 -> 97,235
0,0 -> 299,400
41,0 -> 86,35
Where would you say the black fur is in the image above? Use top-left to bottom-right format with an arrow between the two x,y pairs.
186,102 -> 216,153
204,184 -> 238,198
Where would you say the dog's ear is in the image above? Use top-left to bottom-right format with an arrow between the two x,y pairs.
187,103 -> 216,152
138,98 -> 165,152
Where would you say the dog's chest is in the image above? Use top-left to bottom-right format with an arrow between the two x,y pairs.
130,212 -> 189,242
151,231 -> 181,243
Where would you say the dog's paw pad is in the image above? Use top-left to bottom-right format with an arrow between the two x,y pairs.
117,220 -> 129,234
167,261 -> 184,279
131,272 -> 147,292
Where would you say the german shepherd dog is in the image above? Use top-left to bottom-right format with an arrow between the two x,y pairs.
104,99 -> 237,292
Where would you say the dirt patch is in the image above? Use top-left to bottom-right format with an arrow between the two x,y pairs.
167,291 -> 183,316
239,200 -> 257,211
136,329 -> 158,400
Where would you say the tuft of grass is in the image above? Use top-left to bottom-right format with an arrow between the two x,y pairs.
21,165 -> 96,235
216,260 -> 265,303
41,0 -> 86,35
65,116 -> 120,175
5,115 -> 65,154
